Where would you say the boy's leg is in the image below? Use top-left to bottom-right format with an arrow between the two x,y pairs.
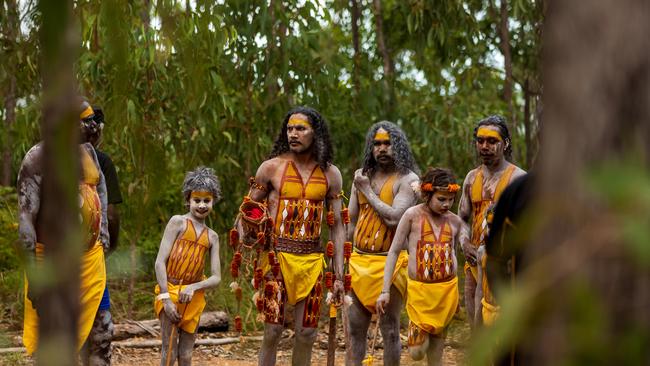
407,321 -> 429,361
160,312 -> 179,366
347,291 -> 371,365
425,334 -> 445,366
178,330 -> 197,366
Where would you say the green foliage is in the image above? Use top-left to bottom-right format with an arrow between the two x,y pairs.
1,0 -> 542,324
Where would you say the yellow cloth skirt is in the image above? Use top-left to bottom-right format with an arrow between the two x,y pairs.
154,283 -> 206,334
406,276 -> 459,336
349,251 -> 408,313
276,252 -> 325,305
481,297 -> 500,326
23,242 -> 106,355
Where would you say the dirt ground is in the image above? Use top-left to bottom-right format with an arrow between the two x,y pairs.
0,317 -> 468,365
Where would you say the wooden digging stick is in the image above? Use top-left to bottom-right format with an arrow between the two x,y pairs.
362,316 -> 381,365
165,284 -> 190,366
327,303 -> 338,366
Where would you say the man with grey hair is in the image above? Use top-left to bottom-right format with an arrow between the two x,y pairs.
153,167 -> 222,365
346,121 -> 419,365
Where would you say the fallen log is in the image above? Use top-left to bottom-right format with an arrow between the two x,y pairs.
0,347 -> 25,354
0,336 -> 264,354
113,336 -> 264,349
113,311 -> 229,340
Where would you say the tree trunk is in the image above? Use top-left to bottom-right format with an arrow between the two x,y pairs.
1,0 -> 19,186
265,0 -> 278,100
498,0 -> 516,132
523,78 -> 533,168
35,0 -> 81,364
129,0 -> 153,319
511,0 -> 650,364
372,0 -> 395,119
350,0 -> 361,97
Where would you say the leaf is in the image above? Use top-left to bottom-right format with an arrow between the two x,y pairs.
222,130 -> 233,143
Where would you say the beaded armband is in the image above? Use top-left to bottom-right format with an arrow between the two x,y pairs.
249,176 -> 268,192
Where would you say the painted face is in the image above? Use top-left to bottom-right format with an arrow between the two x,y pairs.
372,128 -> 394,166
189,191 -> 214,220
427,190 -> 456,215
475,125 -> 505,165
286,113 -> 315,154
80,116 -> 102,146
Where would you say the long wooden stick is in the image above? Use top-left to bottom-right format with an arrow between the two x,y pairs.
327,304 -> 337,366
362,317 -> 381,365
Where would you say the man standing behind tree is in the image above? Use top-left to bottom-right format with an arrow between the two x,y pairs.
19,99 -> 109,357
241,106 -> 345,366
458,115 -> 525,329
78,105 -> 123,365
346,121 -> 419,366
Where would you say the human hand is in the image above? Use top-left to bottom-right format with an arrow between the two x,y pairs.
333,279 -> 344,303
376,292 -> 390,314
463,242 -> 477,265
179,285 -> 195,304
354,171 -> 371,194
162,298 -> 181,323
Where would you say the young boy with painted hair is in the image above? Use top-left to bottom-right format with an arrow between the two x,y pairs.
154,167 -> 222,365
377,167 -> 470,365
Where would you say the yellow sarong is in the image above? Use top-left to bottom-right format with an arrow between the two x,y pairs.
23,242 -> 106,355
276,252 -> 325,305
406,276 -> 459,336
481,297 -> 500,326
154,283 -> 206,334
349,250 -> 408,313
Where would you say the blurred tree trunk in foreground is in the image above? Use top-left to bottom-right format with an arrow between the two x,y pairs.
472,0 -> 649,364
33,0 -> 81,364
473,0 -> 650,364
1,0 -> 19,186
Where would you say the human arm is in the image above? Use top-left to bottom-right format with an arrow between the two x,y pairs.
154,215 -> 184,322
179,231 -> 222,303
235,160 -> 275,242
457,218 -> 472,263
326,165 -> 345,295
376,208 -> 412,313
17,146 -> 42,304
106,204 -> 120,254
17,145 -> 42,253
458,170 -> 477,263
100,153 -> 122,254
353,171 -> 418,228
346,172 -> 360,241
474,245 -> 486,325
248,160 -> 275,202
87,144 -> 110,251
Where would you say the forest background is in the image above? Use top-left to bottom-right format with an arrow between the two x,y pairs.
0,0 -> 543,333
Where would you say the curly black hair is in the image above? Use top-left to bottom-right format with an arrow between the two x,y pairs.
473,115 -> 513,160
362,121 -> 419,176
420,167 -> 457,202
268,106 -> 334,170
182,166 -> 222,205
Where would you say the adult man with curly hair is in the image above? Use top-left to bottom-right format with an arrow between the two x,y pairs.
245,106 -> 345,366
346,121 -> 419,366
